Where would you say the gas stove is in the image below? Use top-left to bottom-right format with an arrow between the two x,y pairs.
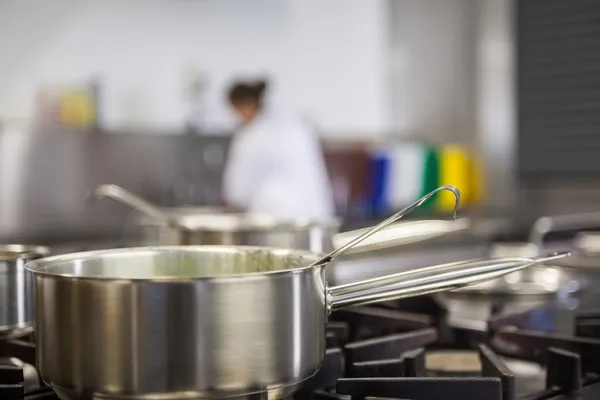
0,335 -> 56,399
319,301 -> 600,400
3,291 -> 600,400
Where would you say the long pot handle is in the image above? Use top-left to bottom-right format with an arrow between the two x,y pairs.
90,184 -> 176,225
310,185 -> 460,267
529,212 -> 600,247
327,251 -> 570,311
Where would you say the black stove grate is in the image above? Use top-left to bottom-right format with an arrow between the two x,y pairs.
0,335 -> 59,400
337,377 -> 504,400
497,327 -> 600,375
3,303 -> 600,400
330,344 -> 510,400
299,304 -> 600,400
575,310 -> 600,338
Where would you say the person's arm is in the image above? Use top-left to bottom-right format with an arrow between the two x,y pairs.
222,135 -> 267,211
223,141 -> 249,210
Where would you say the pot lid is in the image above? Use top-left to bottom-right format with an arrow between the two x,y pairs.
333,218 -> 471,256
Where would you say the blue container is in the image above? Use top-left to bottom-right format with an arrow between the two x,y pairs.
368,149 -> 391,216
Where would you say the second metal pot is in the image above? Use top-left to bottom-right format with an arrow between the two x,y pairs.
92,184 -> 469,254
138,213 -> 341,251
448,211 -> 600,297
0,244 -> 49,339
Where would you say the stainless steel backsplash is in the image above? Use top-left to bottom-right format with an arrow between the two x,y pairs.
0,128 -> 230,242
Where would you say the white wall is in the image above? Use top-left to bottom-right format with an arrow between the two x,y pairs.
285,0 -> 391,136
390,0 -> 477,142
0,0 -> 391,136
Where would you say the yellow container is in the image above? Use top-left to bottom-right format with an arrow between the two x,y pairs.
437,144 -> 470,212
58,90 -> 95,129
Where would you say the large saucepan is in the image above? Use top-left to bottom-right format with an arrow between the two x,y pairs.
26,187 -> 570,400
91,184 -> 469,253
0,244 -> 49,339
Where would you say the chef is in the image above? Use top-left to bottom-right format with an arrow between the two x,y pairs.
222,78 -> 334,219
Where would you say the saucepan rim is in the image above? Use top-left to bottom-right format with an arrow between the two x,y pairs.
24,245 -> 324,281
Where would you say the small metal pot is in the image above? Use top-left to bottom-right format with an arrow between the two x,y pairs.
92,184 -> 341,250
552,231 -> 600,270
0,244 -> 49,339
25,245 -> 563,400
446,211 -> 600,297
93,184 -> 470,263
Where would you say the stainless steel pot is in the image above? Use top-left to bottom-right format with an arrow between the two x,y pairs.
448,211 -> 600,296
552,231 -> 600,269
92,184 -> 340,248
0,244 -> 49,339
446,242 -> 578,296
138,212 -> 339,249
25,246 -> 567,400
92,184 -> 469,252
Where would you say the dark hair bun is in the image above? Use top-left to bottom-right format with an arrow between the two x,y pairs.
228,78 -> 269,107
253,80 -> 268,96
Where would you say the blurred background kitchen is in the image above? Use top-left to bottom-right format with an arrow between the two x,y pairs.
0,0 -> 598,255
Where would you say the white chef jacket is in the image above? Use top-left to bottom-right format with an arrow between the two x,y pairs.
223,112 -> 335,220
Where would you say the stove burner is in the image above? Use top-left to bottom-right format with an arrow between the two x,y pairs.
426,350 -> 481,375
425,349 -> 546,392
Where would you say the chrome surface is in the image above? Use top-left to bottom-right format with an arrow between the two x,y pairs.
311,185 -> 460,266
26,245 -> 569,400
0,244 -> 49,339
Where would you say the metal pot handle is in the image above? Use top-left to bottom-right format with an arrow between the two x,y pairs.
90,184 -> 175,225
529,212 -> 600,247
310,185 -> 461,267
326,251 -> 570,311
